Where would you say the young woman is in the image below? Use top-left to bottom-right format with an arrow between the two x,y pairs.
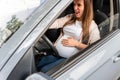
37,0 -> 100,72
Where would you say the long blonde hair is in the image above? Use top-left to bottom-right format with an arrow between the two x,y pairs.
64,0 -> 93,44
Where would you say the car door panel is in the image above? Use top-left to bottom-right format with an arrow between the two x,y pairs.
7,47 -> 36,80
86,51 -> 120,80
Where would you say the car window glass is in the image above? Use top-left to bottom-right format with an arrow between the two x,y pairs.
112,0 -> 119,30
96,0 -> 119,38
0,0 -> 40,47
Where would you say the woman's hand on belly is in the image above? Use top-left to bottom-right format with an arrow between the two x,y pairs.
61,37 -> 78,47
55,36 -> 80,58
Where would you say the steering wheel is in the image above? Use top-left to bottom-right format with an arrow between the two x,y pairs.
42,35 -> 60,57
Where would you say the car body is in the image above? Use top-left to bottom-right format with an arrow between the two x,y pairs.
0,0 -> 120,80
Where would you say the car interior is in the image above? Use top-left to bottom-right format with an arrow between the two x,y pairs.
7,0 -> 119,80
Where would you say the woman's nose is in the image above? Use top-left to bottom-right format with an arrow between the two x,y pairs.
74,5 -> 78,10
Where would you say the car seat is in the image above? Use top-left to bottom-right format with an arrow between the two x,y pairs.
93,0 -> 108,25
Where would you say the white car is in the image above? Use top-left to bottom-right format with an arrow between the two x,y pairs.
0,0 -> 120,80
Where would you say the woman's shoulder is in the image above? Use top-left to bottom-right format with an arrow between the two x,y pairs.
90,20 -> 98,30
64,14 -> 74,19
91,20 -> 98,26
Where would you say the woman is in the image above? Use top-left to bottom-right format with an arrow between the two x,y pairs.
37,0 -> 100,72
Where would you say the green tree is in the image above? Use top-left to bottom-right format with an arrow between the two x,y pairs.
7,15 -> 23,33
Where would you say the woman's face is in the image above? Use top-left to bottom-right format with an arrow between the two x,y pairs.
74,0 -> 84,20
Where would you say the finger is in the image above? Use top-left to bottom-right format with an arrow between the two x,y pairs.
62,39 -> 68,42
62,42 -> 69,46
63,38 -> 69,40
61,40 -> 68,45
67,37 -> 73,39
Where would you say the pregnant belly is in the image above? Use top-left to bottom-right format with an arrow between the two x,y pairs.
55,35 -> 79,58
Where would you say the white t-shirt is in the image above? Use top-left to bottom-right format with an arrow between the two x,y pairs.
55,20 -> 82,58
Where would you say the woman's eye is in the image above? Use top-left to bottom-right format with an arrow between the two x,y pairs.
78,4 -> 81,7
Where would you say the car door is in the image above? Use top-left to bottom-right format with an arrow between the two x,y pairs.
86,0 -> 120,80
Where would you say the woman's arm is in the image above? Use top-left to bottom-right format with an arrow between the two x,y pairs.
61,37 -> 88,49
49,14 -> 73,29
75,41 -> 88,49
